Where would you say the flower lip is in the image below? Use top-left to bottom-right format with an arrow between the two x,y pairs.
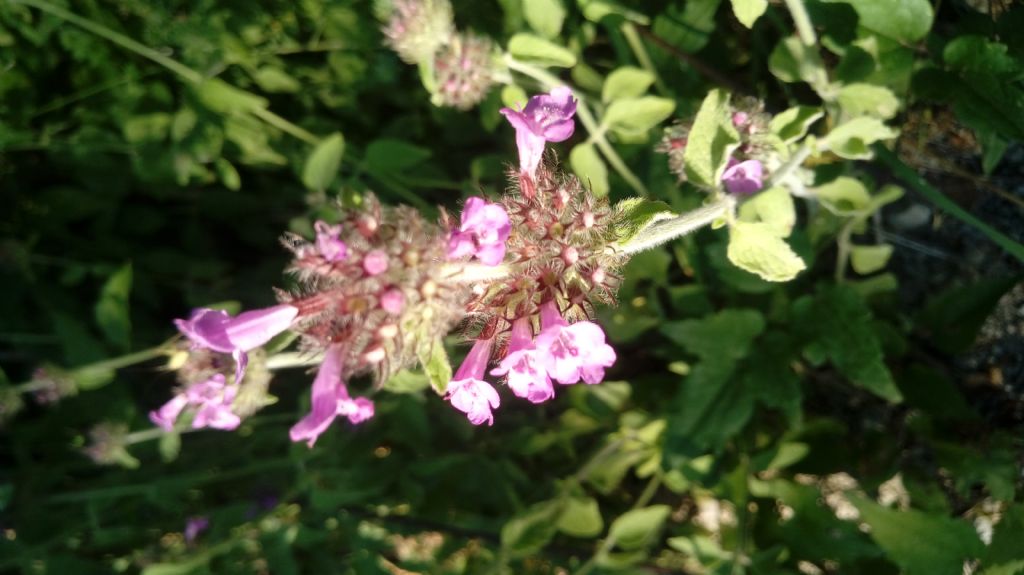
500,86 -> 578,177
446,337 -> 501,425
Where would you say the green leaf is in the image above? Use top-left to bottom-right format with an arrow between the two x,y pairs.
738,186 -> 796,237
812,176 -> 871,213
683,89 -> 740,188
194,78 -> 268,114
651,0 -> 720,55
418,338 -> 452,395
382,369 -> 430,394
852,497 -> 983,575
94,263 -> 132,352
822,0 -> 933,42
661,309 -> 766,363
214,158 -> 241,191
769,37 -> 826,89
793,284 -> 902,401
501,499 -> 565,558
837,83 -> 899,119
557,496 -> 604,538
916,276 -> 1021,354
943,36 -> 1024,142
730,0 -> 767,28
602,66 -> 655,103
364,138 -> 431,175
570,142 -> 609,197
122,113 -> 171,144
577,0 -> 650,24
500,84 -> 529,109
523,0 -> 566,39
252,66 -> 301,93
508,33 -> 576,67
301,132 -> 345,191
987,504 -> 1024,566
822,117 -> 898,159
608,505 -> 670,551
611,198 -> 676,247
727,221 -> 806,282
849,244 -> 893,274
603,96 -> 676,136
769,106 -> 824,144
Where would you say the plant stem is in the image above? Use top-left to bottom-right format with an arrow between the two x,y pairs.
15,344 -> 170,394
766,145 -> 812,188
783,0 -> 818,46
616,196 -> 736,255
573,473 -> 664,575
621,23 -> 668,96
442,262 -> 512,283
503,55 -> 649,197
265,352 -> 324,370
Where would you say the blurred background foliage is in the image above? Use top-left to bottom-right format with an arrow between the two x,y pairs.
1,0 -> 1023,574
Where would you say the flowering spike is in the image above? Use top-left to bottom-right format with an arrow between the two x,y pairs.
381,0 -> 455,64
432,32 -> 497,110
446,338 -> 500,425
500,86 -> 577,178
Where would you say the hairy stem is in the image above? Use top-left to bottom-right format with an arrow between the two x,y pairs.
783,0 -> 818,46
16,344 -> 171,394
442,262 -> 512,283
616,196 -> 736,255
503,55 -> 649,197
265,352 -> 324,371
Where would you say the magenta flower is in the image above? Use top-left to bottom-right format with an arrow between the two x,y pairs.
363,250 -> 389,276
314,220 -> 348,262
380,288 -> 405,315
447,197 -> 511,265
446,337 -> 501,425
490,317 -> 554,404
535,301 -> 616,385
721,158 -> 764,195
500,86 -> 577,177
149,374 -> 242,432
175,304 -> 298,383
184,516 -> 210,543
289,345 -> 375,447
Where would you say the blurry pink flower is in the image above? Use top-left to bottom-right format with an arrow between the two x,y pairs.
290,345 -> 375,447
380,288 -> 405,314
500,86 -> 577,177
149,374 -> 241,432
722,158 -> 764,195
535,301 -> 616,385
314,220 -> 348,262
490,317 -> 554,404
184,516 -> 209,543
446,337 -> 500,425
363,250 -> 389,275
447,197 -> 510,265
174,305 -> 298,383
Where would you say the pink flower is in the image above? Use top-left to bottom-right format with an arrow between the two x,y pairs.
535,301 -> 616,385
447,197 -> 511,265
380,288 -> 405,314
490,317 -> 554,404
184,516 -> 209,543
289,345 -> 374,447
149,374 -> 242,432
722,158 -> 764,195
446,338 -> 501,425
314,220 -> 348,262
500,86 -> 577,177
174,305 -> 298,383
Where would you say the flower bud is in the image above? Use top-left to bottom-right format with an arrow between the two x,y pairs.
381,0 -> 455,64
432,32 -> 496,110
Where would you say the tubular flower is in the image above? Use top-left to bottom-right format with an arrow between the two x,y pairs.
447,196 -> 511,265
314,220 -> 348,262
535,301 -> 616,385
446,337 -> 500,425
289,345 -> 375,447
500,86 -> 577,178
721,157 -> 764,195
174,305 -> 298,383
491,316 -> 554,403
149,373 -> 242,432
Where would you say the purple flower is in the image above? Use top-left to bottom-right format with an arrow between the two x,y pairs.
184,516 -> 209,543
314,220 -> 348,262
721,158 -> 764,195
289,345 -> 375,447
447,197 -> 511,265
535,301 -> 616,385
175,305 -> 298,383
490,317 -> 554,404
500,86 -> 577,178
446,338 -> 500,425
149,374 -> 242,432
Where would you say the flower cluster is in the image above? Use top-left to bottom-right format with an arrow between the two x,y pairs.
443,87 -> 621,426
153,87 -> 626,442
380,0 -> 497,109
659,98 -> 772,195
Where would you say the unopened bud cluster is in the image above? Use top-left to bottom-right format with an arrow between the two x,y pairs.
380,0 -> 497,109
659,97 -> 773,195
